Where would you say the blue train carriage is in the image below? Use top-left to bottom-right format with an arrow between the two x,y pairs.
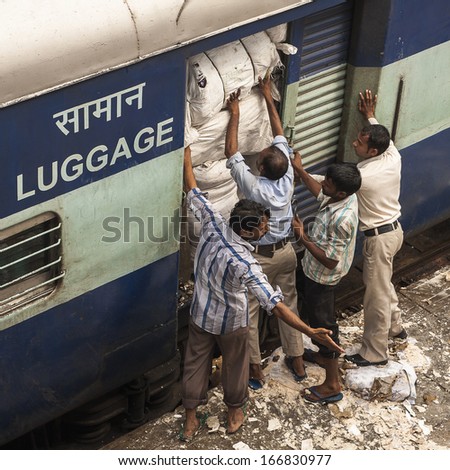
0,2 -> 187,445
283,0 -> 450,233
337,0 -> 450,234
0,0 -> 351,447
1,0 -> 449,447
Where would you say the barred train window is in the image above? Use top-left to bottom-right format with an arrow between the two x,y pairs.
0,212 -> 64,316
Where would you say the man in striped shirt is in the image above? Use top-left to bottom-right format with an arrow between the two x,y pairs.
292,155 -> 361,404
181,147 -> 344,440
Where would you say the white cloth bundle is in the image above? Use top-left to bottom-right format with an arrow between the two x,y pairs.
186,88 -> 273,166
186,30 -> 283,127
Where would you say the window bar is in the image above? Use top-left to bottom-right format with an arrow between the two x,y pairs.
0,223 -> 62,253
0,239 -> 61,270
0,272 -> 66,306
0,257 -> 62,289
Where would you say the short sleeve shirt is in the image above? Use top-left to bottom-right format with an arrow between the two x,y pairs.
357,118 -> 402,231
301,191 -> 359,286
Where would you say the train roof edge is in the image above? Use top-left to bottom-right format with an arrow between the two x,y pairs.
0,0 -> 312,107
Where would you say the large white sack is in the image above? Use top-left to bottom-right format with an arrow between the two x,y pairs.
189,88 -> 273,166
241,31 -> 283,81
193,159 -> 236,191
206,40 -> 255,101
266,24 -> 288,44
187,53 -> 224,127
187,32 -> 285,127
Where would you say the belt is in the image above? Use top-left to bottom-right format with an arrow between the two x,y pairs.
363,220 -> 399,237
254,238 -> 289,258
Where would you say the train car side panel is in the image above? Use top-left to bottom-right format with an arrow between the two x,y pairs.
0,253 -> 178,443
349,0 -> 450,67
1,152 -> 182,331
339,0 -> 450,234
1,49 -> 186,443
1,50 -> 184,219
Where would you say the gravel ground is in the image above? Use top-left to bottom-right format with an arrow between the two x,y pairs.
105,264 -> 450,452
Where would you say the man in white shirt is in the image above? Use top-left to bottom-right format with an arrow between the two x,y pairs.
345,89 -> 406,367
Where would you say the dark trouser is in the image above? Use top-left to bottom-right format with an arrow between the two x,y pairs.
182,320 -> 249,410
299,271 -> 340,359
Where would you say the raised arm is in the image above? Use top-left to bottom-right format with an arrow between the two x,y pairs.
183,146 -> 197,192
358,89 -> 377,120
291,151 -> 321,197
258,71 -> 284,137
225,89 -> 241,158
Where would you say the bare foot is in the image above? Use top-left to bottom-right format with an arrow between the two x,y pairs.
227,406 -> 245,434
303,384 -> 343,404
305,350 -> 327,367
180,409 -> 199,441
304,383 -> 341,398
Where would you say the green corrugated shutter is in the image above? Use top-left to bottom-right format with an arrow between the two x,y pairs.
287,2 -> 353,219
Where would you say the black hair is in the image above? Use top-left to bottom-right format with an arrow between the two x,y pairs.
360,124 -> 390,156
326,163 -> 362,195
261,146 -> 289,180
229,199 -> 270,235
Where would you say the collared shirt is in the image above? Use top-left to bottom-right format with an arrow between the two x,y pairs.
187,188 -> 283,335
302,190 -> 359,286
357,117 -> 402,231
226,135 -> 294,245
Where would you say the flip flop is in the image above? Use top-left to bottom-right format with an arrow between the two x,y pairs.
178,411 -> 209,442
248,378 -> 265,390
284,356 -> 307,382
303,386 -> 343,405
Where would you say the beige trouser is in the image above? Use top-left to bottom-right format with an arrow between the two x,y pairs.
248,242 -> 304,364
359,224 -> 404,362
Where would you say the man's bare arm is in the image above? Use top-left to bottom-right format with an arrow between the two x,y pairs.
259,72 -> 284,137
183,146 -> 197,192
272,302 -> 344,354
291,151 -> 321,197
292,216 -> 339,270
225,89 -> 241,158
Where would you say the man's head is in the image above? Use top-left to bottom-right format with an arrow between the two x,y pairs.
322,163 -> 362,201
229,199 -> 270,241
256,145 -> 288,180
353,124 -> 390,159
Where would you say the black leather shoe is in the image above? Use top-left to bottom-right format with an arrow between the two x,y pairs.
344,353 -> 388,367
393,328 -> 408,340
